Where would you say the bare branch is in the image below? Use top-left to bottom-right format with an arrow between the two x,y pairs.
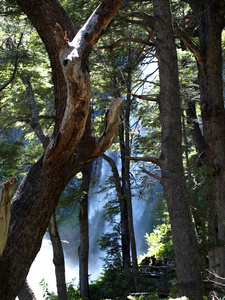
19,73 -> 50,148
99,43 -> 156,56
135,79 -> 160,87
0,116 -> 55,134
97,37 -> 154,51
207,269 -> 225,280
139,167 -> 162,183
100,85 -> 158,102
102,154 -> 122,198
173,22 -> 202,64
124,11 -> 155,28
0,33 -> 23,92
89,98 -> 123,160
44,0 -> 123,167
128,155 -> 160,165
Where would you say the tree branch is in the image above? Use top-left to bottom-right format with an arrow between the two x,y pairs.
173,22 -> 202,64
97,37 -> 154,51
139,167 -> 162,183
127,155 -> 160,165
19,73 -> 50,149
0,116 -> 55,134
100,85 -> 158,101
89,98 -> 123,160
0,33 -> 23,92
124,11 -> 155,28
43,0 -> 123,167
102,154 -> 122,198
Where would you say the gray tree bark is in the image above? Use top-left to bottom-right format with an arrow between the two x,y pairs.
153,0 -> 205,299
177,0 -> 225,280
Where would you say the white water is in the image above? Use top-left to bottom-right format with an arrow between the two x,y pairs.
25,154 -> 160,298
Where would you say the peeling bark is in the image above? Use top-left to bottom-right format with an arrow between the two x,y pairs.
0,176 -> 17,258
0,1 -> 123,298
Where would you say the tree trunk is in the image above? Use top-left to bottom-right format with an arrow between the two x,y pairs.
79,162 -> 92,299
153,0 -> 205,299
18,280 -> 37,300
0,1 -> 123,298
190,1 -> 225,278
0,176 -> 17,257
120,49 -> 138,290
49,213 -> 67,300
119,125 -> 131,270
177,0 -> 225,279
102,154 -> 130,269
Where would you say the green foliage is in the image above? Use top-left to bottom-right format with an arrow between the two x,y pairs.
144,198 -> 174,261
0,4 -> 54,181
145,222 -> 174,260
98,231 -> 122,268
89,266 -> 155,300
39,280 -> 82,300
39,279 -> 58,300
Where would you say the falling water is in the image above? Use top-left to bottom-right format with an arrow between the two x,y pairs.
26,152 -> 161,297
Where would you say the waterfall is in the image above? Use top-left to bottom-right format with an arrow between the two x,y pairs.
26,152 -> 161,296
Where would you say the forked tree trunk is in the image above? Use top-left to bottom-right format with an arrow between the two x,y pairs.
0,1 -> 123,298
153,0 -> 205,299
20,71 -> 67,299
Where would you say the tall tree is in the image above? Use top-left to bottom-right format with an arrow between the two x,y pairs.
0,0 -> 123,298
119,49 -> 138,289
175,0 -> 225,278
152,0 -> 205,298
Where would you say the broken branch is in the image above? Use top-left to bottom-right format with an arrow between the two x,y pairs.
139,167 -> 162,183
128,155 -> 160,165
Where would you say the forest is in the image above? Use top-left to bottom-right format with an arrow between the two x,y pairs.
0,0 -> 225,299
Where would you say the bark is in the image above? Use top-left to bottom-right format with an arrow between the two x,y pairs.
0,1 -> 123,298
153,0 -> 205,299
186,100 -> 205,158
189,1 -> 225,278
119,50 -> 138,290
102,154 -> 130,269
18,280 -> 37,300
20,72 -> 67,298
79,162 -> 92,299
49,213 -> 67,300
119,125 -> 131,270
0,176 -> 17,257
177,0 -> 225,278
19,73 -> 50,148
